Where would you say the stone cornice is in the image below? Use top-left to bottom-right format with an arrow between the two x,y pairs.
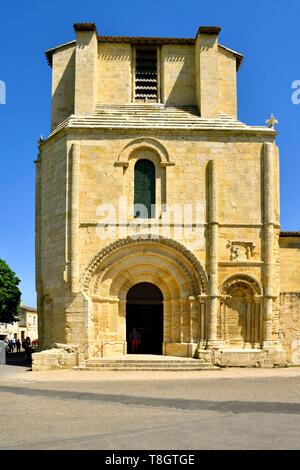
38,122 -> 276,150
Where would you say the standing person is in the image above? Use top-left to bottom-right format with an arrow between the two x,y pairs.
8,339 -> 14,354
129,327 -> 140,353
24,337 -> 32,365
16,339 -> 21,353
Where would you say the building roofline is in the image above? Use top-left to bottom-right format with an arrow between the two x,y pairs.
280,232 -> 300,238
98,35 -> 195,44
73,22 -> 97,32
20,305 -> 37,312
45,36 -> 243,70
45,40 -> 76,66
198,26 -> 222,35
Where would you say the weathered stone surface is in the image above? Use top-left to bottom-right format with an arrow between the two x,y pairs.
32,347 -> 78,371
35,24 -> 299,371
279,293 -> 300,365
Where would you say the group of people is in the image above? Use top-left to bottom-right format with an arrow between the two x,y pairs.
5,337 -> 39,363
5,338 -> 21,353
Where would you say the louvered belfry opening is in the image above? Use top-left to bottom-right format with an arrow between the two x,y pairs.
135,48 -> 158,102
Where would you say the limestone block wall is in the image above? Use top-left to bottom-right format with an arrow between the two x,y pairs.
40,139 -> 68,291
37,128 -> 281,358
74,28 -> 98,115
218,48 -> 237,118
37,137 -> 69,348
51,44 -> 75,130
74,131 -> 275,277
161,45 -> 196,106
97,43 -> 132,104
49,32 -> 241,129
279,293 -> 300,364
280,237 -> 300,292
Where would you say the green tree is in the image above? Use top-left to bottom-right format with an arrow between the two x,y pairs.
0,259 -> 21,324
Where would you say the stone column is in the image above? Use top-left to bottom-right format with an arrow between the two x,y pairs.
180,298 -> 190,343
245,299 -> 253,348
198,297 -> 207,347
219,299 -> 227,343
163,300 -> 172,344
172,299 -> 181,343
189,297 -> 200,343
263,143 -> 276,347
208,159 -> 219,346
255,300 -> 261,347
118,300 -> 126,348
70,143 -> 80,293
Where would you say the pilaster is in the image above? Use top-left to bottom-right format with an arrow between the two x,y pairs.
195,26 -> 221,117
208,159 -> 220,347
70,143 -> 80,293
74,23 -> 98,115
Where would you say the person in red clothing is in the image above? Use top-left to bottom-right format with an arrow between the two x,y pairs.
129,327 -> 140,353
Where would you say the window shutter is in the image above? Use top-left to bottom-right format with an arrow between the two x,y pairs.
135,49 -> 158,102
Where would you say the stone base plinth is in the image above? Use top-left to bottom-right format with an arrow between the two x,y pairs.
164,343 -> 198,358
212,348 -> 287,368
32,347 -> 79,371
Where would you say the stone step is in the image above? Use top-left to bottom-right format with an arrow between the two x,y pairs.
86,360 -> 206,367
80,356 -> 219,371
83,366 -> 218,371
86,360 -> 207,363
81,363 -> 217,371
85,363 -> 213,368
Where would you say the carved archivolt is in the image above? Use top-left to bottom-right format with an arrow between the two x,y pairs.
115,137 -> 174,167
80,235 -> 208,294
220,273 -> 263,297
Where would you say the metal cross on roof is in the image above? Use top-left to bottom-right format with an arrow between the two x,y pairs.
266,113 -> 278,129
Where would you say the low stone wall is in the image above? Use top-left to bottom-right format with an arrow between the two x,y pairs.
279,293 -> 300,365
32,344 -> 80,371
213,348 -> 286,368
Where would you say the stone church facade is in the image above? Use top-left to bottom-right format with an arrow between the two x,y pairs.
33,23 -> 300,370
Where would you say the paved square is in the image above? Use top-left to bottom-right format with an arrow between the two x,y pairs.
1,366 -> 300,449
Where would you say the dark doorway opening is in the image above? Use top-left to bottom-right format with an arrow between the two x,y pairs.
126,282 -> 163,355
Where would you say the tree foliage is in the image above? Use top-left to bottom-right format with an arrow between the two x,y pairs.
0,259 -> 21,324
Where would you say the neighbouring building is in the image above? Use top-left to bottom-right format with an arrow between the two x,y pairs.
33,23 -> 300,370
0,305 -> 38,343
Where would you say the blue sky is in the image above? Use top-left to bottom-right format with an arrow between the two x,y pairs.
0,0 -> 299,306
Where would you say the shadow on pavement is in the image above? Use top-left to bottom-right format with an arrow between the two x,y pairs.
6,352 -> 32,368
1,385 -> 300,415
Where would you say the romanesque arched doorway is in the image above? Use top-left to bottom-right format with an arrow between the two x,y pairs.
81,235 -> 208,358
126,283 -> 163,355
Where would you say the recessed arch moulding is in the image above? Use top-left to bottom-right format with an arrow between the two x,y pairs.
78,235 -> 208,358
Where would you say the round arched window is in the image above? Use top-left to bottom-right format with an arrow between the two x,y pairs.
134,159 -> 156,218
